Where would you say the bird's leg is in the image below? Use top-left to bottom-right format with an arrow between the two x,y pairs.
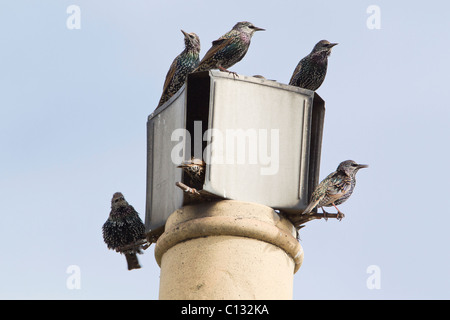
321,207 -> 328,221
116,238 -> 149,253
332,203 -> 345,221
218,66 -> 239,78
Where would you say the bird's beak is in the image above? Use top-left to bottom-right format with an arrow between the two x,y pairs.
254,26 -> 265,32
328,43 -> 338,48
181,29 -> 189,38
357,164 -> 369,169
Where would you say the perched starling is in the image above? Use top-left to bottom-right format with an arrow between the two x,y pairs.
289,40 -> 338,91
177,157 -> 206,192
156,30 -> 200,108
193,21 -> 265,75
303,160 -> 368,220
102,192 -> 146,270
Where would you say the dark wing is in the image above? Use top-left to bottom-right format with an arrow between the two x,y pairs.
303,172 -> 333,214
289,60 -> 303,85
328,175 -> 352,196
303,171 -> 339,214
161,56 -> 179,96
197,37 -> 234,66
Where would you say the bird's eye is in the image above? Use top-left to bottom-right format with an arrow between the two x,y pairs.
351,163 -> 358,167
249,25 -> 255,29
189,34 -> 194,38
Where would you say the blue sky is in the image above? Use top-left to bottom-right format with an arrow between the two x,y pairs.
0,0 -> 449,299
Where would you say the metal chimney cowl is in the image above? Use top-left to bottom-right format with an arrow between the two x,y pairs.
145,70 -> 325,235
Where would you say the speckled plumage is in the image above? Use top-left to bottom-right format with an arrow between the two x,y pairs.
289,40 -> 338,91
177,157 -> 206,191
303,160 -> 368,220
157,30 -> 200,108
102,192 -> 146,270
193,21 -> 264,74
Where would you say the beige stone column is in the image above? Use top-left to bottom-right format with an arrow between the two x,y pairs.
154,200 -> 304,300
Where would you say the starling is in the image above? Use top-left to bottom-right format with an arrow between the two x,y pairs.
289,40 -> 338,91
177,157 -> 206,192
102,192 -> 146,270
156,30 -> 201,108
303,160 -> 368,220
193,21 -> 265,75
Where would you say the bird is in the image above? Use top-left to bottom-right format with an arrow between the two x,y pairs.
193,21 -> 265,75
289,40 -> 338,91
156,30 -> 201,108
253,74 -> 276,81
102,192 -> 146,270
177,157 -> 206,192
302,160 -> 368,220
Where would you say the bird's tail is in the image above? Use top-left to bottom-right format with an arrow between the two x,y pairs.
302,200 -> 320,215
125,252 -> 141,271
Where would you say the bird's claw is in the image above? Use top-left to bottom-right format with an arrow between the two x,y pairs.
336,212 -> 345,221
185,187 -> 200,195
219,66 -> 239,79
141,241 -> 152,250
